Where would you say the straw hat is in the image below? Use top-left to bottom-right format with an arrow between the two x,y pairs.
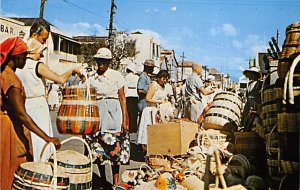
243,67 -> 261,78
27,38 -> 47,54
126,62 -> 137,73
144,59 -> 155,67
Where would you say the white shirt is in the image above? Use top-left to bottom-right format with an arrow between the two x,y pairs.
89,68 -> 125,99
124,72 -> 139,97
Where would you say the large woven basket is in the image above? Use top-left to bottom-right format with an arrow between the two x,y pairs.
12,143 -> 69,190
233,132 -> 264,156
204,91 -> 242,130
56,86 -> 100,135
49,137 -> 93,190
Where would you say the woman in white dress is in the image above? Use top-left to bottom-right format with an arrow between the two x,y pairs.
47,83 -> 61,110
137,70 -> 174,150
16,38 -> 83,161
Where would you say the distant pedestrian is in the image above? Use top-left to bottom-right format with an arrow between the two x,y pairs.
124,62 -> 139,141
185,64 -> 215,122
137,59 -> 155,113
47,83 -> 61,111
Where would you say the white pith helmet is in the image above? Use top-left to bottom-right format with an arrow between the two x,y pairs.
93,47 -> 112,59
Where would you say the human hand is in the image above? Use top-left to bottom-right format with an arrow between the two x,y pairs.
46,137 -> 61,149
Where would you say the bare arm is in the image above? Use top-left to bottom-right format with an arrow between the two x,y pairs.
38,63 -> 82,84
7,87 -> 60,147
199,86 -> 215,96
118,86 -> 129,133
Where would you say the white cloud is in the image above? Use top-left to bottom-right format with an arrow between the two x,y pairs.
222,23 -> 237,36
53,20 -> 107,36
232,40 -> 243,49
171,6 -> 177,11
209,23 -> 237,37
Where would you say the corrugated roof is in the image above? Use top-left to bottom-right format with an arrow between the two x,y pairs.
209,68 -> 221,74
9,17 -> 53,27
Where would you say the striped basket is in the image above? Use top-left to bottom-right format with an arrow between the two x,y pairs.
56,86 -> 100,135
12,143 -> 69,190
49,137 -> 93,190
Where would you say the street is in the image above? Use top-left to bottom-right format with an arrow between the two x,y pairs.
50,111 -> 144,187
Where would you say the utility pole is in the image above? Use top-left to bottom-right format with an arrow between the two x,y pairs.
108,0 -> 117,39
180,52 -> 186,81
203,66 -> 207,81
39,0 -> 47,19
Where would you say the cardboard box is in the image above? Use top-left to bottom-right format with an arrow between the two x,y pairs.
147,121 -> 199,155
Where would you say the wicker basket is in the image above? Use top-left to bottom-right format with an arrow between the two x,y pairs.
145,154 -> 169,168
233,132 -> 264,156
49,137 -> 93,190
280,160 -> 299,174
277,112 -> 300,132
12,143 -> 69,190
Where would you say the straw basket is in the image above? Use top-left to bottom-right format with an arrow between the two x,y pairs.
12,143 -> 69,190
56,86 -> 100,135
145,154 -> 169,168
280,160 -> 299,174
266,125 -> 281,177
49,137 -> 93,190
278,22 -> 300,78
261,70 -> 282,135
233,132 -> 264,156
204,92 -> 242,130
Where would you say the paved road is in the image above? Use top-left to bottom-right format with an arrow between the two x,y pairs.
50,111 -> 144,186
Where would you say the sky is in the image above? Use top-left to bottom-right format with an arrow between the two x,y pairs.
1,0 -> 299,81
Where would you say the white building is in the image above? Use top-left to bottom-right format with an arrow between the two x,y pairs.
0,16 -> 25,43
126,31 -> 161,74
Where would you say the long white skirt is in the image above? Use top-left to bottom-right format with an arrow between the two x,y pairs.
137,107 -> 158,145
25,96 -> 53,161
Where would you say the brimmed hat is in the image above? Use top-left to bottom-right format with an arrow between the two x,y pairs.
27,38 -> 47,54
143,59 -> 155,67
126,62 -> 137,73
93,47 -> 112,59
243,67 -> 261,78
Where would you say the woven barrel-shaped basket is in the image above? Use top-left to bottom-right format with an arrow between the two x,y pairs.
261,71 -> 282,135
49,137 -> 93,190
12,143 -> 69,190
204,91 -> 242,130
233,132 -> 264,156
278,22 -> 300,78
280,160 -> 299,174
56,87 -> 100,135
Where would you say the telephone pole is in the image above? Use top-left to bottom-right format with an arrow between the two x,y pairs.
39,0 -> 47,19
108,0 -> 117,39
180,52 -> 186,81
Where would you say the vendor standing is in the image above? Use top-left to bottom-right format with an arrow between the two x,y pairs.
86,47 -> 129,186
241,67 -> 263,130
137,59 -> 155,113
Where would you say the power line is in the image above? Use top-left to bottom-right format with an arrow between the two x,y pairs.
60,0 -> 107,19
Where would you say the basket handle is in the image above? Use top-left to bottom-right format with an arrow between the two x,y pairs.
61,136 -> 93,180
40,142 -> 58,190
287,54 -> 300,104
266,124 -> 277,155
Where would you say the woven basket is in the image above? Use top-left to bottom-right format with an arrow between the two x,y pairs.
145,154 -> 169,168
233,132 -> 264,156
49,137 -> 93,190
277,112 -> 300,132
12,143 -> 69,190
280,160 -> 299,174
56,86 -> 100,135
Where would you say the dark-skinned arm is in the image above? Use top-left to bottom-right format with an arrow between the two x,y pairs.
7,87 -> 61,148
118,86 -> 129,133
